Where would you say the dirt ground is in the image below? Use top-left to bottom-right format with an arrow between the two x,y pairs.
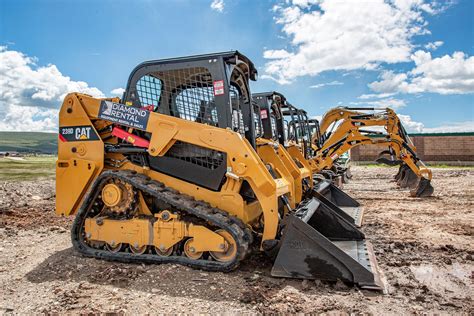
0,166 -> 473,314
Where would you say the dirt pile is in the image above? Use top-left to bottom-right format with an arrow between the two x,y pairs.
0,180 -> 70,229
0,167 -> 472,314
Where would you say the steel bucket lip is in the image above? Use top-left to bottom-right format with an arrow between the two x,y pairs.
360,240 -> 388,293
271,214 -> 387,292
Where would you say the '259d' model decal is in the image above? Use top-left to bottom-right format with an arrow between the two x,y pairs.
59,125 -> 100,142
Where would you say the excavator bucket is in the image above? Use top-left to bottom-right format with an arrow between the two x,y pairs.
397,166 -> 419,188
313,180 -> 363,227
394,164 -> 404,181
375,150 -> 402,166
410,177 -> 434,197
396,165 -> 434,197
271,213 -> 385,291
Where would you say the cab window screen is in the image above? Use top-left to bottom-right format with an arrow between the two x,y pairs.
174,86 -> 217,125
136,75 -> 162,110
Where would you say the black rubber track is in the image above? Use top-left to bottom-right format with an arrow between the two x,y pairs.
71,169 -> 253,272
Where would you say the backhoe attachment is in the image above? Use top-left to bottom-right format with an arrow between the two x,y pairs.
314,107 -> 434,197
410,177 -> 434,197
397,164 -> 419,188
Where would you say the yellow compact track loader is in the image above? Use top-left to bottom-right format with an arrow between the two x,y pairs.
56,51 -> 384,290
253,92 -> 364,227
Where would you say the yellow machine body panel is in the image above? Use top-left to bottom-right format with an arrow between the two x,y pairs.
57,93 -> 282,242
55,95 -> 106,215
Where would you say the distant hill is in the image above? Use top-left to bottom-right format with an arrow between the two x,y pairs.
0,132 -> 57,154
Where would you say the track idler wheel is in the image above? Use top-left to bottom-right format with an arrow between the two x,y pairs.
209,229 -> 237,263
410,177 -> 434,197
106,242 -> 123,253
154,246 -> 174,256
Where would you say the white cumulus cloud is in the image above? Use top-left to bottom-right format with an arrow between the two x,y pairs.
111,88 -> 125,96
263,0 -> 442,84
350,97 -> 406,109
358,93 -> 396,99
0,47 -> 104,132
397,116 -> 474,133
422,121 -> 474,133
424,40 -> 443,50
369,51 -> 474,95
398,114 -> 424,132
210,0 -> 224,12
310,81 -> 343,89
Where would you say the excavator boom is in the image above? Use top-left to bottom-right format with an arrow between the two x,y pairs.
312,107 -> 434,197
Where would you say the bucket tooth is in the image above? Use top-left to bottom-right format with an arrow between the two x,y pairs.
271,214 -> 385,291
313,180 -> 364,227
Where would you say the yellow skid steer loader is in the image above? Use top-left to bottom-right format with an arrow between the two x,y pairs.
56,52 -> 384,290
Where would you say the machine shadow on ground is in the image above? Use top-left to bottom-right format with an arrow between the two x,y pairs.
25,247 -> 359,303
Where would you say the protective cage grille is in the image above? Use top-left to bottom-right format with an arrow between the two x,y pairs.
135,67 -> 218,126
165,141 -> 225,170
135,67 -> 251,138
254,112 -> 263,138
136,75 -> 162,109
230,85 -> 246,135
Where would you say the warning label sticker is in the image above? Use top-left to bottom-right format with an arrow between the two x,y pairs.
98,101 -> 150,130
260,109 -> 268,119
59,125 -> 100,142
213,80 -> 225,96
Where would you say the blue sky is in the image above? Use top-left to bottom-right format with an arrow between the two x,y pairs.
0,0 -> 473,132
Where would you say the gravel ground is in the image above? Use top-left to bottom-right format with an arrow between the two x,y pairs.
0,166 -> 473,314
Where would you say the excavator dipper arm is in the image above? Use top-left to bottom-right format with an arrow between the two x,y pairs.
312,108 -> 434,197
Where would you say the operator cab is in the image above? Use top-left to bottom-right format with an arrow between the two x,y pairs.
124,51 -> 258,147
252,91 -> 286,144
122,51 -> 258,191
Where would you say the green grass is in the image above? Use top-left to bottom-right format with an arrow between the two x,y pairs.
0,156 -> 56,181
0,131 -> 57,153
